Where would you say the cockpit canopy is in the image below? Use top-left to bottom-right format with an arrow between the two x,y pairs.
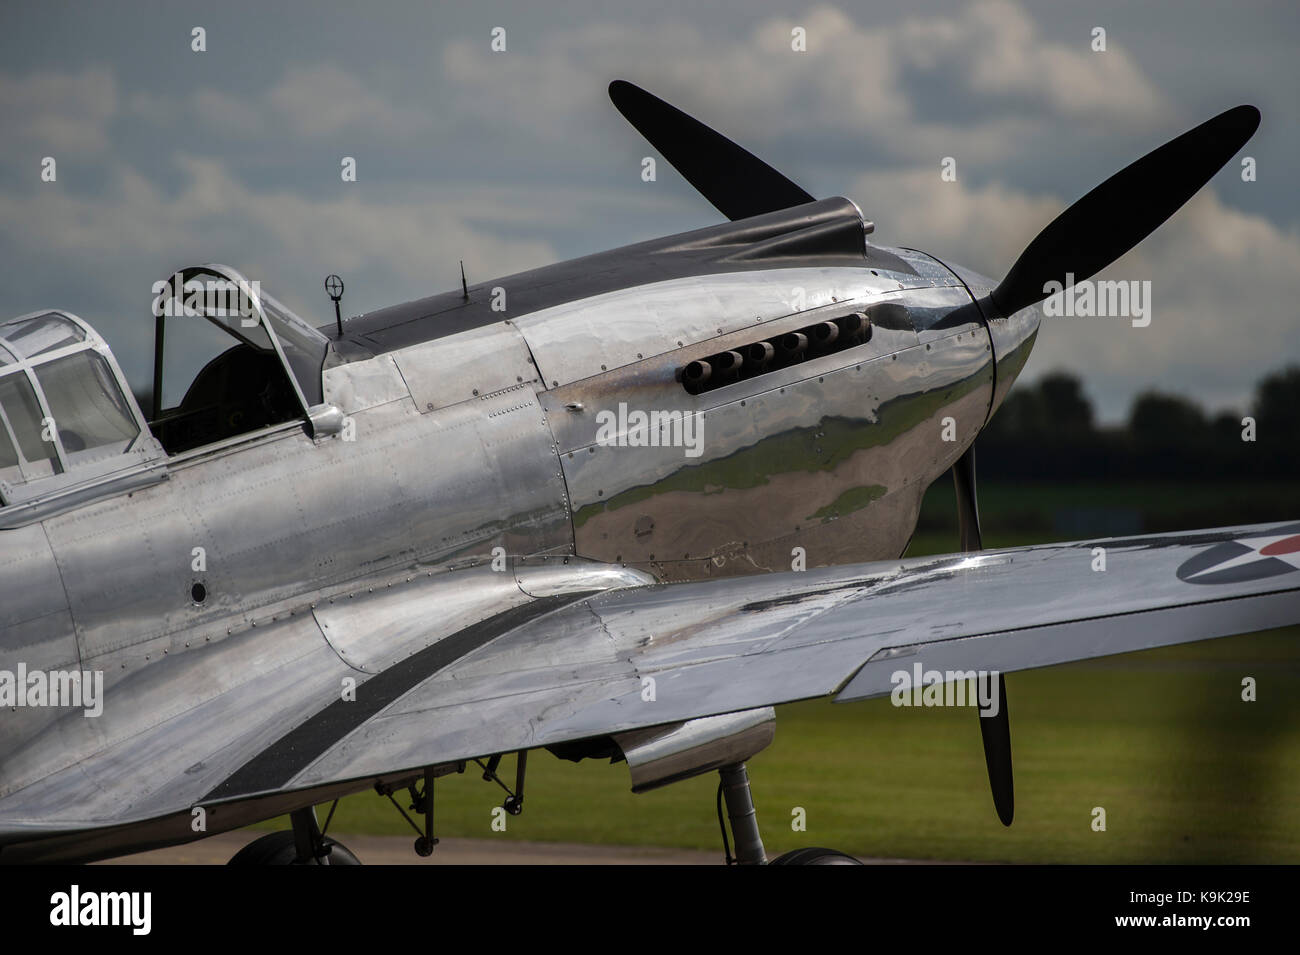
1,265 -> 332,510
0,310 -> 155,504
147,265 -> 329,454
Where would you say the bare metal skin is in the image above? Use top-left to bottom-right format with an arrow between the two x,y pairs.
0,85 -> 1286,865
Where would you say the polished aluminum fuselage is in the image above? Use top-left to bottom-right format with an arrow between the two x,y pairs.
0,223 -> 1040,858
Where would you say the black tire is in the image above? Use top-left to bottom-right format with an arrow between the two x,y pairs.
768,847 -> 864,866
228,830 -> 362,865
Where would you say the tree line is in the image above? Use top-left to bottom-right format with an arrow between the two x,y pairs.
978,365 -> 1300,480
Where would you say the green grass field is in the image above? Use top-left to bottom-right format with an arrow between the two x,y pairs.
252,481 -> 1300,862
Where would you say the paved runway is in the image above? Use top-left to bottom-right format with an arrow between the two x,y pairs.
95,831 -> 967,864
96,831 -> 721,865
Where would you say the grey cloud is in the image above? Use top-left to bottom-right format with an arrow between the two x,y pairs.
437,3 -> 1167,166
265,66 -> 434,139
0,67 -> 119,155
0,0 -> 1291,424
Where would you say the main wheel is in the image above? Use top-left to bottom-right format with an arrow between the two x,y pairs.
228,830 -> 362,865
768,847 -> 863,865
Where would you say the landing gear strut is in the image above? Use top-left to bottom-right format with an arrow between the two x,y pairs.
715,761 -> 863,866
376,766 -> 441,857
374,753 -> 527,858
475,750 -> 528,815
228,802 -> 361,865
717,762 -> 766,865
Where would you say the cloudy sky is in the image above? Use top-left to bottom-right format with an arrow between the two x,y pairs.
1,0 -> 1296,420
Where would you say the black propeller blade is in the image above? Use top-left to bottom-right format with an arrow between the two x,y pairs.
952,445 -> 983,553
990,105 -> 1260,318
608,80 -> 815,222
952,446 -> 1014,826
978,673 -> 1014,827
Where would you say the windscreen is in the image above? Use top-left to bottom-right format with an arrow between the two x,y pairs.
34,350 -> 139,463
0,370 -> 58,480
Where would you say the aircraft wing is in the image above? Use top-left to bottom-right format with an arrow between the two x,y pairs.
4,521 -> 1298,858
285,521 -> 1300,790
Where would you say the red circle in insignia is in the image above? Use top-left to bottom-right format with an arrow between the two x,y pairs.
1260,535 -> 1300,556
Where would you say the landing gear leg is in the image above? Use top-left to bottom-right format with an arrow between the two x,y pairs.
290,806 -> 331,864
715,761 -> 864,866
413,766 -> 439,857
376,766 -> 442,857
476,750 -> 528,816
718,762 -> 766,865
228,801 -> 361,865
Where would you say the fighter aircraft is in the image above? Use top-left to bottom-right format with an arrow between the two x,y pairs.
0,81 -> 1291,865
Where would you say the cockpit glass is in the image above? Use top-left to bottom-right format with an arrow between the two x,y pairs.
2,313 -> 86,358
0,372 -> 58,479
201,306 -> 274,353
154,270 -> 273,350
0,407 -> 18,485
0,420 -> 17,482
257,291 -> 328,404
33,350 -> 139,462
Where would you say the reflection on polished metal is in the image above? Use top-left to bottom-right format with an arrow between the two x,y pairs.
0,80 -> 1277,866
0,215 -> 1012,860
614,707 -> 775,793
306,403 -> 346,437
719,763 -> 766,866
